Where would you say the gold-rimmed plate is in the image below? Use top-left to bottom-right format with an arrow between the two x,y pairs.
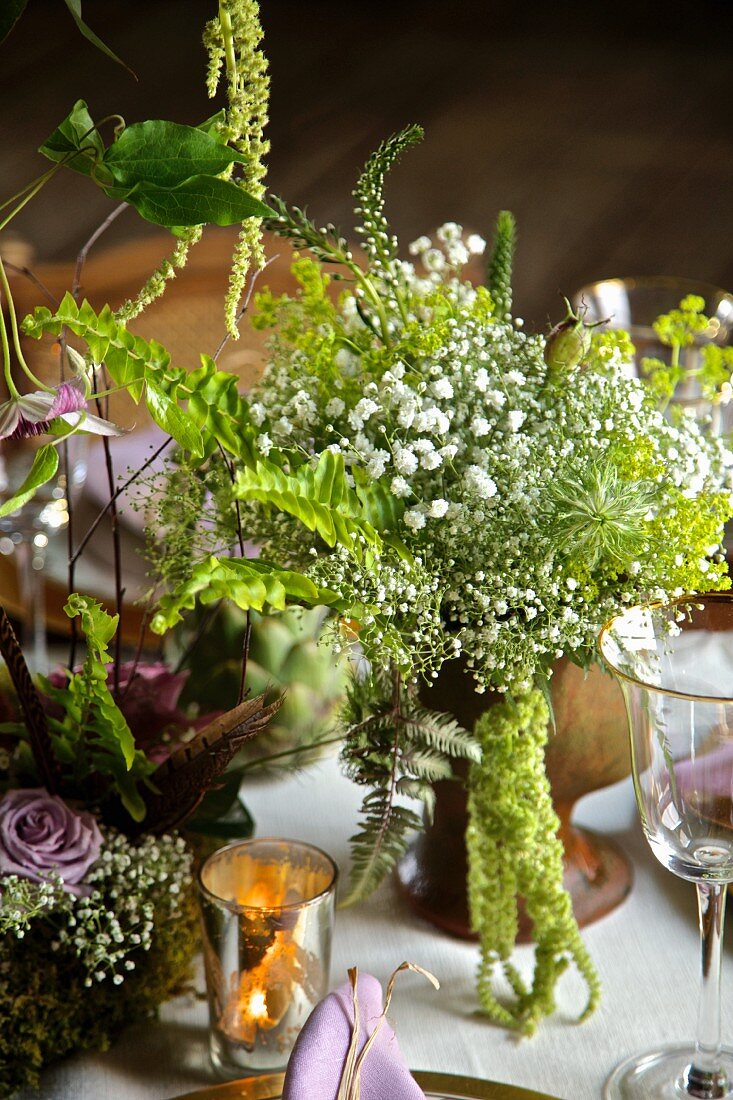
173,1070 -> 560,1100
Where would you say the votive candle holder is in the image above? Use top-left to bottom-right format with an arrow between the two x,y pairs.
198,836 -> 337,1077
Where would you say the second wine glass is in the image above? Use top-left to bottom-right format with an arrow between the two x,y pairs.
600,594 -> 733,1099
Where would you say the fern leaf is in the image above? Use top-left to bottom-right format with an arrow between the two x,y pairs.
340,792 -> 421,907
487,210 -> 516,319
403,748 -> 453,782
405,707 -> 482,762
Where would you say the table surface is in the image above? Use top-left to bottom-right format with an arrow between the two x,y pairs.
18,753 -> 732,1100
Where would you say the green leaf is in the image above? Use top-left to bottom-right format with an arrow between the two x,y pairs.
122,175 -> 272,229
103,120 -> 247,189
62,0 -> 134,75
145,381 -> 204,457
0,444 -> 58,518
0,0 -> 29,43
39,99 -> 105,178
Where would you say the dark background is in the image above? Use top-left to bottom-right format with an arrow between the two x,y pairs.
1,0 -> 732,328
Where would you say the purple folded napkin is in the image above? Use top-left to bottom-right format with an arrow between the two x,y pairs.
282,971 -> 426,1100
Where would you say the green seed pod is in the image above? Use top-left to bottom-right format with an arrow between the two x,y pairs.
544,299 -> 596,375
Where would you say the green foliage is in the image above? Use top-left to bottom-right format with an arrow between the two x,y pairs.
0,443 -> 58,518
542,460 -> 658,572
487,210 -> 516,318
640,294 -> 733,406
353,124 -> 423,279
150,555 -> 331,634
22,298 -> 258,461
39,101 -> 271,229
0,0 -> 29,44
339,669 -> 480,906
234,451 -> 390,557
43,595 -> 155,822
1,1 -> 131,71
466,690 -> 600,1035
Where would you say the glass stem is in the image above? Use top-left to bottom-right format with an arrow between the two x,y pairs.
684,882 -> 728,1098
15,539 -> 48,677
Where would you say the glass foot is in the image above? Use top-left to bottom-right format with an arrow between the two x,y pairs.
604,1045 -> 733,1099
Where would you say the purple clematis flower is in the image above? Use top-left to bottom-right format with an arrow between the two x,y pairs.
0,377 -> 123,441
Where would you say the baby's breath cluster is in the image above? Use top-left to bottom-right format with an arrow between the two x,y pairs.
243,214 -> 733,695
0,828 -> 192,986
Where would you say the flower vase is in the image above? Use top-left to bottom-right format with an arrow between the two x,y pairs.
397,657 -> 633,940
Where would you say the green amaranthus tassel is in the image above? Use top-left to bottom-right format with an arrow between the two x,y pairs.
466,688 -> 600,1035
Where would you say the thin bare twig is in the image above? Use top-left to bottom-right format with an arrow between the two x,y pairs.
72,202 -> 129,299
2,260 -> 58,308
66,201 -> 129,670
70,436 -> 173,567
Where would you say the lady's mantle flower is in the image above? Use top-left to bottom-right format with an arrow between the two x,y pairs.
0,378 -> 123,441
0,788 -> 102,896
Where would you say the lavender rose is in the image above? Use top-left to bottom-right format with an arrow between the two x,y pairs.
0,789 -> 103,895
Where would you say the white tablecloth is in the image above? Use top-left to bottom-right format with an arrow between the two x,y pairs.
18,754 -> 732,1100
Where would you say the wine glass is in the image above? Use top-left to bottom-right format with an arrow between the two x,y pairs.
0,436 -> 88,673
599,593 -> 733,1099
574,277 -> 733,436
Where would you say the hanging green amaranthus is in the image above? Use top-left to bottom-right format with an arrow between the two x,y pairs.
466,689 -> 601,1035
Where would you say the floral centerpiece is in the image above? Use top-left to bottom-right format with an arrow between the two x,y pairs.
1,3 -> 733,1095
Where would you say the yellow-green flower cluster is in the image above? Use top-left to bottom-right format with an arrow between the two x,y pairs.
466,689 -> 601,1034
205,0 -> 270,337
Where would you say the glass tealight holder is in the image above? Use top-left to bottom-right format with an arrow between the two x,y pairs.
198,837 -> 338,1078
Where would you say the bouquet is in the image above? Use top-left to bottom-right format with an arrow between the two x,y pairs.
1,3 -> 732,1089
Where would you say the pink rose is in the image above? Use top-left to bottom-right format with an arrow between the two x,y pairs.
0,789 -> 103,896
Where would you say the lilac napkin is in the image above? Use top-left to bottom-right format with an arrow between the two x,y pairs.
282,972 -> 426,1100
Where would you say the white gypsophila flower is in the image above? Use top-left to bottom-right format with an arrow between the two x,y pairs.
507,410 -> 526,432
446,241 -> 470,267
408,235 -> 432,255
249,402 -> 266,426
390,475 -> 412,498
471,416 -> 491,437
274,416 -> 293,436
466,233 -> 486,255
432,377 -> 454,400
429,498 -> 450,518
423,248 -> 446,273
367,449 -> 390,479
404,508 -> 427,531
465,465 -> 498,500
256,432 -> 273,456
326,397 -> 346,418
394,446 -> 419,476
436,222 -> 462,243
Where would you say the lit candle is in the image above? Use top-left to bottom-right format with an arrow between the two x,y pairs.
198,837 -> 337,1077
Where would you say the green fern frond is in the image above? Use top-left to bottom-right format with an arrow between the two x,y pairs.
487,210 -> 516,320
150,555 -> 331,634
405,708 -> 482,761
234,451 -> 385,559
338,665 -> 479,904
353,124 -> 424,273
339,792 -> 422,908
402,748 -> 453,782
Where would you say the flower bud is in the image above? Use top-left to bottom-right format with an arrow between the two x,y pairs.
544,300 -> 595,375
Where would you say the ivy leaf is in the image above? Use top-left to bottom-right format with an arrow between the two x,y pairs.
145,381 -> 203,457
0,444 -> 58,518
62,0 -> 135,77
0,0 -> 29,43
39,99 -> 105,178
122,175 -> 272,229
103,120 -> 247,189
